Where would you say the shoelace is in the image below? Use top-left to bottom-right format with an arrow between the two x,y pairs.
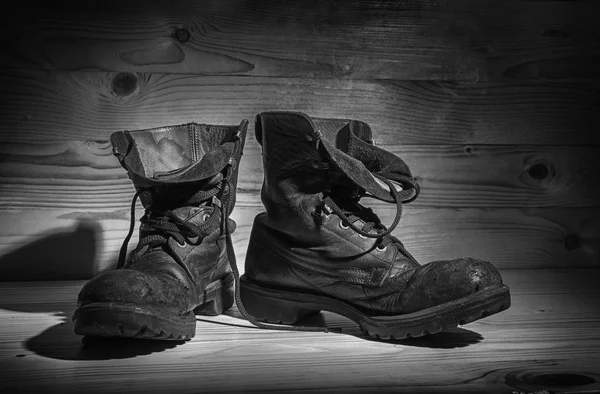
220,175 -> 333,333
240,174 -> 422,333
116,186 -> 224,270
117,165 -> 420,334
117,164 -> 330,333
320,174 -> 420,261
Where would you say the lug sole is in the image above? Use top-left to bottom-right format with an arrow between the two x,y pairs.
73,273 -> 235,340
240,275 -> 511,340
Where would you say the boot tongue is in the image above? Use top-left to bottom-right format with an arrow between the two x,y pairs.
323,122 -> 416,203
171,205 -> 212,227
172,172 -> 224,227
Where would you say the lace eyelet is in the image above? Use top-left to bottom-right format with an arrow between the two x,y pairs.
376,245 -> 387,252
177,240 -> 187,248
358,234 -> 367,239
202,214 -> 210,222
339,221 -> 349,230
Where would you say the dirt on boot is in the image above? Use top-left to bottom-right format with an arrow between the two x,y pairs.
240,111 -> 510,340
73,121 -> 248,340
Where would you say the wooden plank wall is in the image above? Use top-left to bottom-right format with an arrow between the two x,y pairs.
0,0 -> 598,280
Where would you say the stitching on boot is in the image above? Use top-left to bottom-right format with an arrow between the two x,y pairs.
189,123 -> 197,162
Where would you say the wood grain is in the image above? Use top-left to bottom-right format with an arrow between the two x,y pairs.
1,3 -> 598,391
1,140 -> 599,209
1,70 -> 598,145
0,0 -> 598,81
1,205 -> 598,279
0,269 -> 599,393
1,139 -> 599,277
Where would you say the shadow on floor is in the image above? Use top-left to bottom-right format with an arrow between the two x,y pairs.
364,327 -> 483,348
24,321 -> 185,361
3,220 -> 482,360
0,220 -> 185,361
218,308 -> 484,349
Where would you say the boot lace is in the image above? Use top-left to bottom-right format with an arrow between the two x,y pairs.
116,185 -> 225,270
319,174 -> 420,262
117,164 -> 329,333
243,174 -> 422,333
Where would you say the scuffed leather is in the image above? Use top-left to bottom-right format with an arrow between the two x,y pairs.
396,258 -> 502,314
78,261 -> 193,315
246,214 -> 502,315
78,120 -> 247,316
245,112 -> 504,316
78,230 -> 231,314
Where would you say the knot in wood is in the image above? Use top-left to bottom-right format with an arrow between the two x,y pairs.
530,373 -> 595,387
523,157 -> 555,187
174,28 -> 191,43
564,234 -> 581,251
111,73 -> 137,97
528,162 -> 549,181
505,370 -> 598,393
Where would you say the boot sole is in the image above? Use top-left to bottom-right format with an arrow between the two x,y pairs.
73,273 -> 235,340
240,275 -> 511,340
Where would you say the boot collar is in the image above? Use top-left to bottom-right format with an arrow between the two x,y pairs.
111,120 -> 248,188
256,111 -> 417,203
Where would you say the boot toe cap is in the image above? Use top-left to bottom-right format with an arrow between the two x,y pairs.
399,257 -> 503,314
77,269 -> 186,313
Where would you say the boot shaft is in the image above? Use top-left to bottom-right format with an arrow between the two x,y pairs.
74,121 -> 248,340
109,120 -> 248,275
254,111 -> 418,234
110,121 -> 248,215
243,112 -> 511,338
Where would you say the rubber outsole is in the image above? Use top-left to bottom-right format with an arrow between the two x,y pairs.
239,274 -> 511,340
73,273 -> 235,340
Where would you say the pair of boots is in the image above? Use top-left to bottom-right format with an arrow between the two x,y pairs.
73,111 -> 510,341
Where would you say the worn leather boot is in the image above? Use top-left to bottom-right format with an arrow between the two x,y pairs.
240,111 -> 511,340
73,120 -> 248,340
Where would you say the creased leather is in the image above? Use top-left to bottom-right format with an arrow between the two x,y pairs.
245,112 -> 504,315
78,120 -> 248,316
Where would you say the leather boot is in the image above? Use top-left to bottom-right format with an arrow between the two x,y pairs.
73,120 -> 248,340
240,111 -> 511,340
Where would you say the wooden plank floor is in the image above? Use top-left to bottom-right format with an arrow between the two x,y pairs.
1,269 -> 599,394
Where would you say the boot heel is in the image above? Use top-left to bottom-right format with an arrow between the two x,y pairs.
194,275 -> 235,316
240,276 -> 321,324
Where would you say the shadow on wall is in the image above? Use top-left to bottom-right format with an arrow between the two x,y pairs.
0,220 -> 100,281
